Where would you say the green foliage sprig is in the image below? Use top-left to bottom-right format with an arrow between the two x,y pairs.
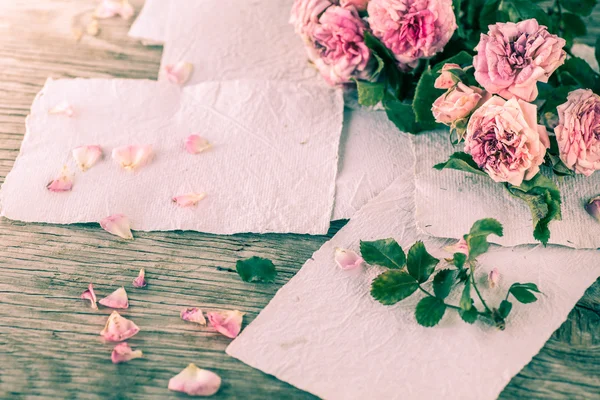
366,218 -> 541,329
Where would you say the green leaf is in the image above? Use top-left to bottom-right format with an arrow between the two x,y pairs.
415,297 -> 447,327
509,282 -> 540,304
413,67 -> 444,126
547,153 -> 575,177
371,270 -> 419,305
356,80 -> 385,107
500,0 -> 550,27
464,218 -> 504,260
364,32 -> 403,92
459,303 -> 478,323
360,238 -> 406,269
383,93 -> 420,133
498,300 -> 513,319
433,269 -> 457,299
452,252 -> 467,269
434,52 -> 473,71
596,37 -> 600,71
562,13 -> 587,39
561,57 -> 600,92
459,279 -> 473,310
505,174 -> 562,245
433,152 -> 487,176
407,241 -> 440,283
480,0 -> 508,28
235,256 -> 277,283
562,0 -> 597,16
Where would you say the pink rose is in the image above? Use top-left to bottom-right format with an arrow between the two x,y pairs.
464,96 -> 550,186
290,0 -> 333,36
555,89 -> 600,176
434,63 -> 461,89
340,0 -> 369,11
304,6 -> 373,85
473,19 -> 566,102
432,83 -> 487,124
367,0 -> 456,65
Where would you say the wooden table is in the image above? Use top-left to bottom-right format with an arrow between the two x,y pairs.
0,1 -> 598,398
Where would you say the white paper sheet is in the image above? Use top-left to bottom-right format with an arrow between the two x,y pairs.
227,169 -> 600,399
0,78 -> 343,235
412,130 -> 600,249
128,0 -> 169,45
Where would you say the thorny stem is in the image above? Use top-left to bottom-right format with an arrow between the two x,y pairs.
418,284 -> 489,316
468,261 -> 494,315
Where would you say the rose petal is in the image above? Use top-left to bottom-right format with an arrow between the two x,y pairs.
185,135 -> 212,154
100,311 -> 140,342
207,310 -> 244,339
94,0 -> 134,20
47,166 -> 73,192
100,214 -> 133,240
168,364 -> 221,397
334,248 -> 364,270
99,287 -> 129,309
111,342 -> 143,364
112,145 -> 153,171
585,196 -> 600,222
86,20 -> 100,36
488,268 -> 500,288
48,101 -> 74,117
132,268 -> 147,288
72,145 -> 103,172
80,283 -> 98,309
172,193 -> 207,207
443,238 -> 469,256
181,307 -> 207,326
165,62 -> 194,85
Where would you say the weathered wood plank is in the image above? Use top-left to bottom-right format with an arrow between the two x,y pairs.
0,1 -> 598,399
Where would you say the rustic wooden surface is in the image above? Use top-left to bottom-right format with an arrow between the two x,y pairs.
0,1 -> 598,399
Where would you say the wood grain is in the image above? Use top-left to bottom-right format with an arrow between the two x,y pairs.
0,1 -> 598,399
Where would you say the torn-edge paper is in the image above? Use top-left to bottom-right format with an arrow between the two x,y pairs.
227,169 -> 600,399
0,78 -> 343,235
412,130 -> 600,249
128,0 -> 169,45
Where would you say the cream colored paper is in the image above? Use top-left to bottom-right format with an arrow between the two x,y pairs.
128,0 -> 169,45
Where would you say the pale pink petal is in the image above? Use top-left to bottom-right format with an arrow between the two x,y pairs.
100,311 -> 140,342
207,310 -> 244,339
488,268 -> 500,288
72,145 -> 103,171
132,268 -> 147,288
46,166 -> 73,192
80,283 -> 98,309
100,214 -> 133,240
94,0 -> 134,20
99,287 -> 129,309
48,101 -> 74,117
172,193 -> 206,207
334,248 -> 364,270
168,364 -> 221,396
185,135 -> 212,154
443,238 -> 469,256
165,62 -> 193,85
86,20 -> 100,36
181,307 -> 207,326
112,145 -> 153,171
111,342 -> 143,364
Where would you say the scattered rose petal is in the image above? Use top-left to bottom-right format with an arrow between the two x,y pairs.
80,283 -> 98,309
100,214 -> 133,240
165,62 -> 193,85
585,196 -> 600,222
72,145 -> 103,171
207,310 -> 244,339
48,101 -> 74,117
185,135 -> 211,154
46,166 -> 73,192
172,193 -> 207,207
488,268 -> 500,289
94,0 -> 134,20
181,308 -> 207,326
112,145 -> 153,171
86,19 -> 100,36
132,268 -> 147,288
334,248 -> 364,270
111,342 -> 143,364
168,364 -> 221,397
100,311 -> 140,342
99,287 -> 129,309
443,238 -> 469,256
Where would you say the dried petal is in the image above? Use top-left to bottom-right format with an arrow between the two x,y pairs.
132,268 -> 147,288
46,166 -> 73,192
334,248 -> 363,270
181,308 -> 207,326
48,101 -> 74,117
100,311 -> 140,342
488,268 -> 500,289
86,19 -> 100,36
100,214 -> 133,240
585,196 -> 600,222
172,193 -> 207,207
185,135 -> 211,154
165,62 -> 193,85
99,287 -> 129,309
207,310 -> 244,339
72,145 -> 103,171
111,342 -> 143,364
443,238 -> 469,256
112,145 -> 153,171
168,364 -> 221,397
94,0 -> 134,20
80,283 -> 98,309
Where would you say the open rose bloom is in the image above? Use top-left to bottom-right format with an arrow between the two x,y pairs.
555,89 -> 600,176
464,96 -> 549,186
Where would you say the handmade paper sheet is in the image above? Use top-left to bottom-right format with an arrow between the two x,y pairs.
0,78 -> 344,235
227,169 -> 600,399
412,130 -> 600,249
128,0 -> 169,45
